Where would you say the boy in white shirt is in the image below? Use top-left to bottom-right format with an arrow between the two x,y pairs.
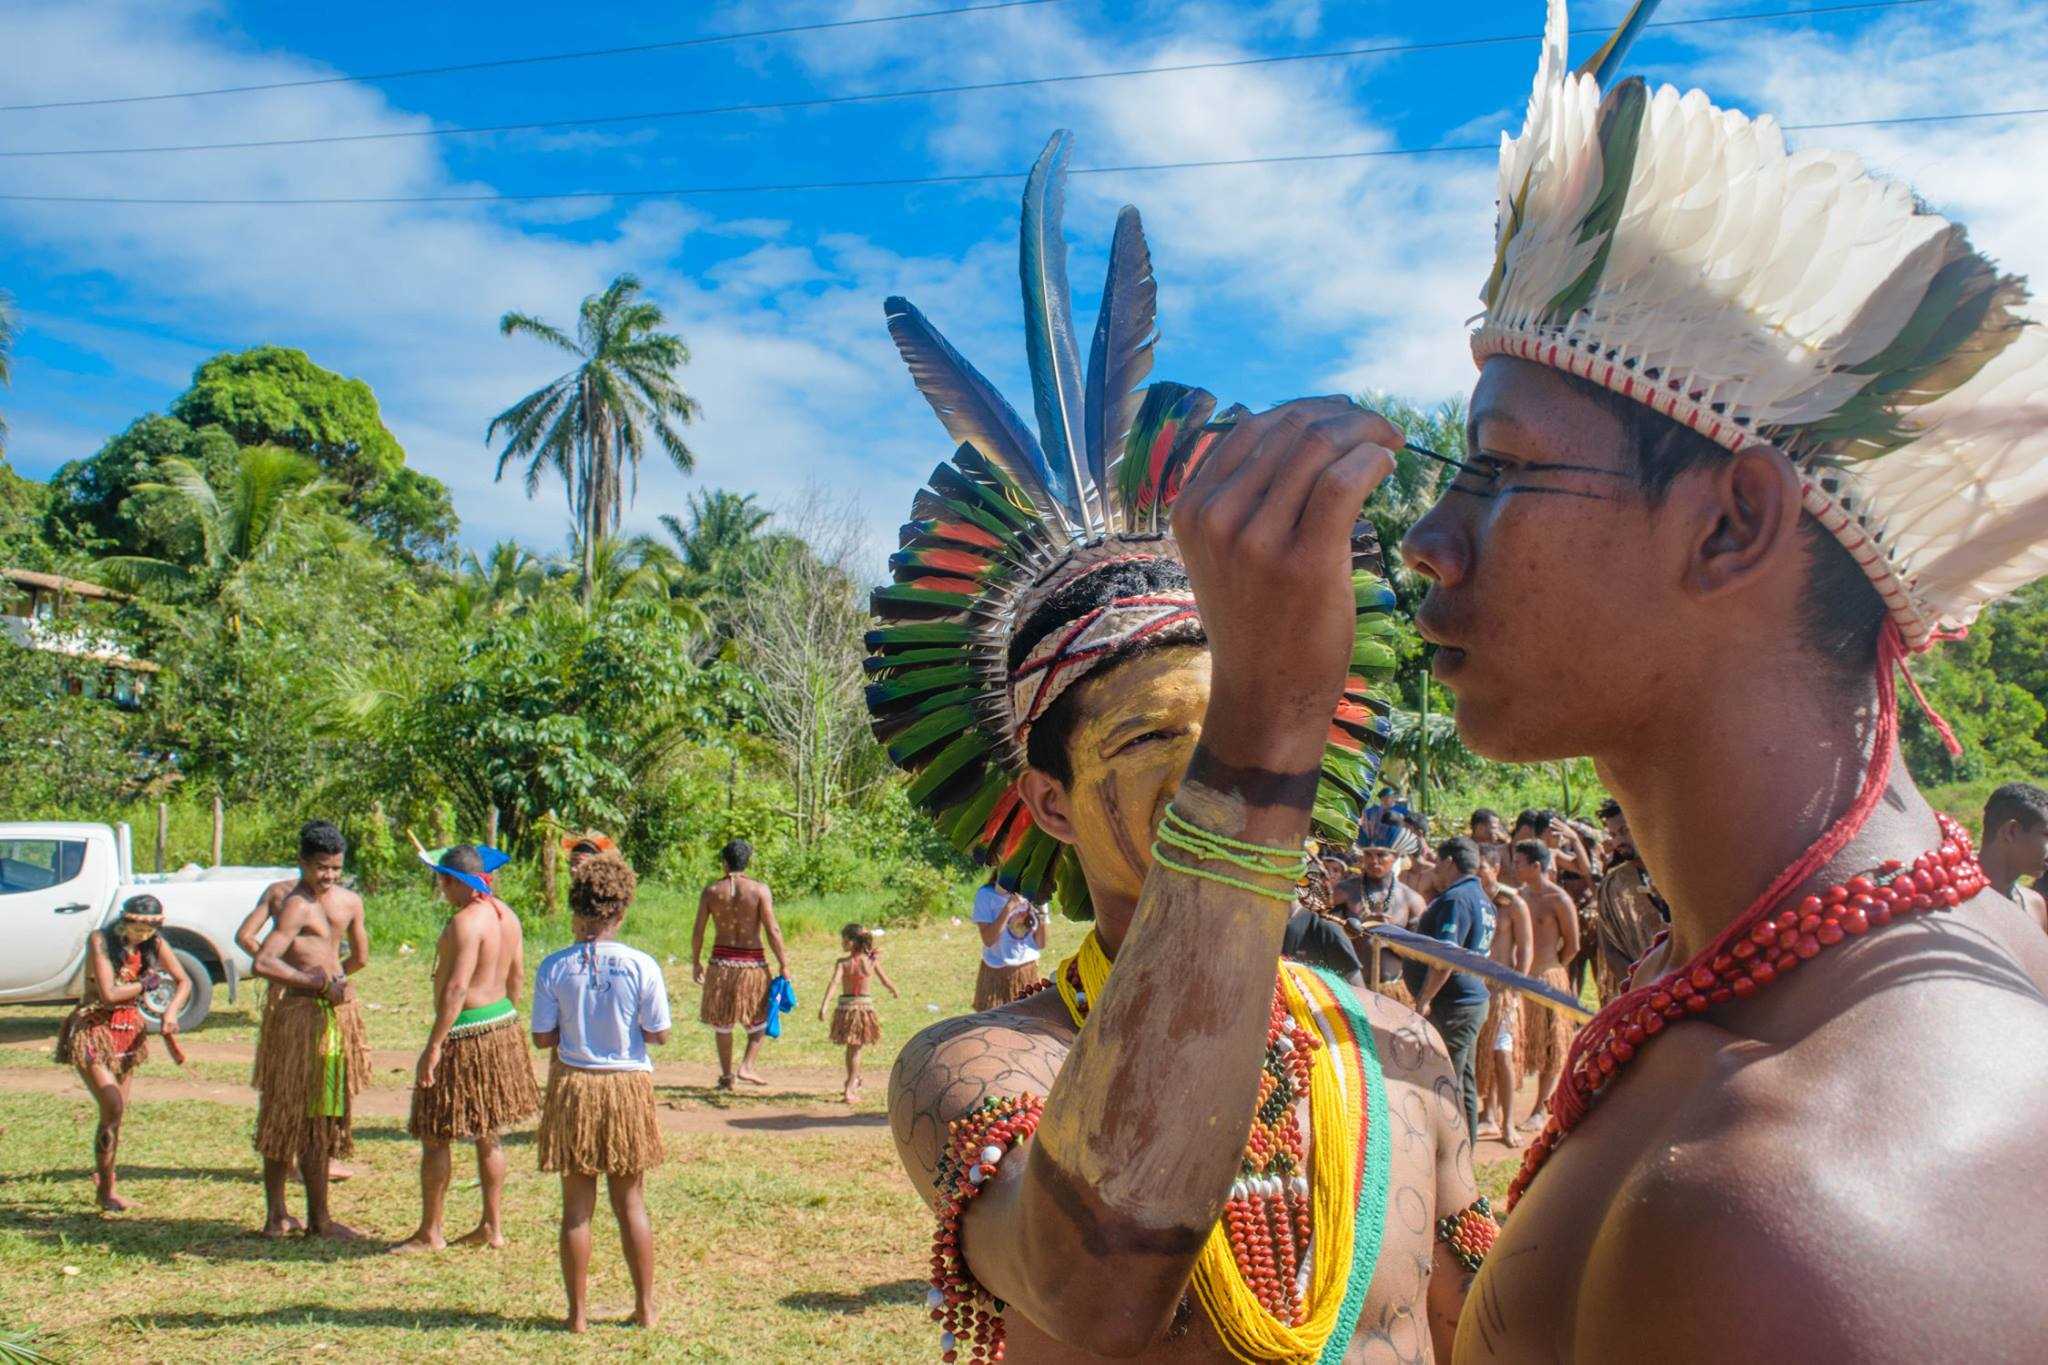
531,851 -> 671,1332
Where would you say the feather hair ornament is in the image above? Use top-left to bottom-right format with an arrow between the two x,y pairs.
869,132 -> 1398,917
1476,0 -> 2048,650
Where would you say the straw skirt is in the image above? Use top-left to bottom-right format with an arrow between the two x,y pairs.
537,1060 -> 665,1178
407,1017 -> 540,1143
829,996 -> 882,1046
252,991 -> 368,1161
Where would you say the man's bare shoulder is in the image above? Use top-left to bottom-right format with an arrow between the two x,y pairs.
887,992 -> 1071,1206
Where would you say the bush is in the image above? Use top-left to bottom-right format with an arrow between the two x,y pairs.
881,861 -> 962,927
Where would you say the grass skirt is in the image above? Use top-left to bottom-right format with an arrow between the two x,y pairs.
1520,966 -> 1578,1077
698,959 -> 769,1030
973,959 -> 1042,1012
829,997 -> 882,1046
253,991 -> 367,1161
537,1060 -> 665,1177
55,1005 -> 148,1081
249,981 -> 277,1086
407,1014 -> 540,1143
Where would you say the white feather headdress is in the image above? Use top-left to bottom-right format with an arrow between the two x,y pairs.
1474,0 -> 2048,650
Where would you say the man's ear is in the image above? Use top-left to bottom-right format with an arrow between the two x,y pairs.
1018,769 -> 1080,846
1682,449 -> 1802,601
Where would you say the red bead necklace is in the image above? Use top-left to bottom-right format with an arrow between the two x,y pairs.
1508,812 -> 1986,1210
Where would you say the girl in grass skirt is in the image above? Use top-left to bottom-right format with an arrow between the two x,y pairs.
818,924 -> 899,1104
531,851 -> 670,1333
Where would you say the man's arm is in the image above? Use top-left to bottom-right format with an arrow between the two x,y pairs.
418,916 -> 480,1087
233,882 -> 285,958
252,900 -> 335,995
343,893 -> 370,975
1551,888 -> 1581,965
503,909 -> 525,1006
759,887 -> 788,979
1506,895 -> 1534,975
690,888 -> 712,983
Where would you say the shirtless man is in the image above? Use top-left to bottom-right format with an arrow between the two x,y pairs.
1505,841 -> 1578,1134
1981,784 -> 2048,934
1406,8 -> 2048,1355
236,820 -> 363,1188
691,839 -> 789,1089
1354,841 -> 1428,996
1474,861 -> 1532,1147
394,844 -> 540,1253
249,821 -> 370,1239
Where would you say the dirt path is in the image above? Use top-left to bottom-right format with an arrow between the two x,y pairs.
0,1037 -> 888,1139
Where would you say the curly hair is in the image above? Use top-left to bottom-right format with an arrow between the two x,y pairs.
569,850 -> 637,919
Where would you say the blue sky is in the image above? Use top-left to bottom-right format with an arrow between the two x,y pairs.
1,0 -> 2042,561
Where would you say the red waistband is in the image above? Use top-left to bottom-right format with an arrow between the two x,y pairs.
711,946 -> 766,963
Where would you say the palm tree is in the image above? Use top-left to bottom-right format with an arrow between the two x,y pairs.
97,446 -> 330,632
486,274 -> 701,602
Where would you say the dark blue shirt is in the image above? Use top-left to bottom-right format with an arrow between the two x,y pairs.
1413,875 -> 1495,1011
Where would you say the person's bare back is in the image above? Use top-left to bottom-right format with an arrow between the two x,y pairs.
437,895 -> 523,1009
892,982 -> 1476,1362
700,872 -> 768,952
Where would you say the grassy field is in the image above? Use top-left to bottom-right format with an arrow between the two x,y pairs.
0,906 -> 1520,1362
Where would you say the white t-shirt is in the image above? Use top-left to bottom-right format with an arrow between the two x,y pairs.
531,940 -> 672,1072
973,884 -> 1043,970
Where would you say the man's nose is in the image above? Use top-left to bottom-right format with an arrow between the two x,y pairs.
1399,500 -> 1464,588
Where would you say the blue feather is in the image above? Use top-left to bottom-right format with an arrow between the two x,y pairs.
1085,205 -> 1158,534
1018,131 -> 1091,532
1578,0 -> 1662,85
883,296 -> 1067,530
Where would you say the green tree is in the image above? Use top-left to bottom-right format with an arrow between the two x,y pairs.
488,274 -> 701,601
43,415 -> 240,554
97,447 -> 332,633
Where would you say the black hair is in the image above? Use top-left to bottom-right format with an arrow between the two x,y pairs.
1597,798 -> 1623,822
299,820 -> 346,861
720,838 -> 753,873
1513,809 -> 1552,837
441,844 -> 485,876
1984,783 -> 2048,840
1512,839 -> 1553,872
1555,369 -> 1887,674
1435,837 -> 1481,874
1470,807 -> 1500,829
1011,556 -> 1203,785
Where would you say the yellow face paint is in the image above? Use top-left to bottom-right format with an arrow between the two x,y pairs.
1056,644 -> 1212,916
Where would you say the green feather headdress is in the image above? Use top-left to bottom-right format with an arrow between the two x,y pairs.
1478,0 -> 2048,650
868,132 -> 1399,917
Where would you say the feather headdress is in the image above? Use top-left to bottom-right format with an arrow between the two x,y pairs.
868,132 -> 1400,914
1476,0 -> 2048,649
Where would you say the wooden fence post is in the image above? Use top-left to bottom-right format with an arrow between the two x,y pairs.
155,802 -> 168,874
210,795 -> 224,868
540,809 -> 560,915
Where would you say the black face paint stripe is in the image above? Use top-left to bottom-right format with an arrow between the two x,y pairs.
1516,461 -> 1630,477
1498,486 -> 1613,501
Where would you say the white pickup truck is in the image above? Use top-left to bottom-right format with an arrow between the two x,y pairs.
0,821 -> 294,1033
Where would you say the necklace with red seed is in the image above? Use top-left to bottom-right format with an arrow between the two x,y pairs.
1509,812 -> 1986,1209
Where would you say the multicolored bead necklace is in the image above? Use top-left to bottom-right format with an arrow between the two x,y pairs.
1508,813 -> 1987,1210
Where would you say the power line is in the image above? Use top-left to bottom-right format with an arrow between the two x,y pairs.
0,0 -> 1066,114
2,106 -> 2038,207
0,0 -> 1941,158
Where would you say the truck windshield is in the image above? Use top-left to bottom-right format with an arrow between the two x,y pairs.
0,839 -> 87,894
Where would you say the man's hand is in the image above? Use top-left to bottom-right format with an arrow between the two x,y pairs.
417,1043 -> 441,1090
1171,398 -> 1398,790
324,972 -> 348,1006
692,962 -> 704,985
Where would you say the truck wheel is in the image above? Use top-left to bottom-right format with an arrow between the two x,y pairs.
141,947 -> 213,1035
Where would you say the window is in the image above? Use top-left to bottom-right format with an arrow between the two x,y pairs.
0,840 -> 87,895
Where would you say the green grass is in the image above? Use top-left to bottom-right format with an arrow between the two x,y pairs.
0,914 -> 1524,1360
